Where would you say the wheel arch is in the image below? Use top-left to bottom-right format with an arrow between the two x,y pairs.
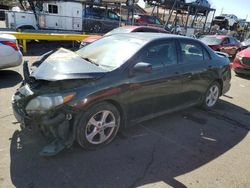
72,98 -> 127,141
215,79 -> 223,96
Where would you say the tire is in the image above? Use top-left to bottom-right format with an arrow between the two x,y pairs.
76,102 -> 121,150
201,82 -> 221,109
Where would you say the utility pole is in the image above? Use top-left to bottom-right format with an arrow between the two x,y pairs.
220,8 -> 223,15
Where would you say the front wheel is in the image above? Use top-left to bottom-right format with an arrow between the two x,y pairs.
201,82 -> 221,109
76,102 -> 121,149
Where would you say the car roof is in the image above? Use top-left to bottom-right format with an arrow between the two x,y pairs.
120,25 -> 167,32
111,32 -> 192,42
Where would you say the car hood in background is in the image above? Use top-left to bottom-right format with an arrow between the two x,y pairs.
237,48 -> 250,58
31,48 -> 108,81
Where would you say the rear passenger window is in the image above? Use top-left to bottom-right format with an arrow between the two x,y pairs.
139,41 -> 177,68
181,42 -> 204,63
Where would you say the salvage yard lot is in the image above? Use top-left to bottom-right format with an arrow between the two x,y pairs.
0,42 -> 250,188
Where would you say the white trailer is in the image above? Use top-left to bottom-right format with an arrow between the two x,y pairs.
5,1 -> 83,31
5,0 -> 137,32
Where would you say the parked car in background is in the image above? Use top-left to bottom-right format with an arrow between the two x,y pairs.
232,47 -> 250,75
12,33 -> 231,156
0,34 -> 22,69
241,38 -> 250,50
80,25 -> 169,48
191,0 -> 210,7
83,7 -> 123,33
212,14 -> 238,30
199,35 -> 241,57
133,14 -> 163,27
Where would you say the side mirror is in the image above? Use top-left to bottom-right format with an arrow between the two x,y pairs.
133,62 -> 152,73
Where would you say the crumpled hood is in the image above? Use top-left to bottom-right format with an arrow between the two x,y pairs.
31,48 -> 108,81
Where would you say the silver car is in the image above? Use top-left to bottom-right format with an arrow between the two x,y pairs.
0,34 -> 22,69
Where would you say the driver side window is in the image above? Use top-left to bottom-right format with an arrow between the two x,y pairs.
138,41 -> 178,69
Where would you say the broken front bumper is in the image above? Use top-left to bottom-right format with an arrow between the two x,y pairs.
12,87 -> 75,156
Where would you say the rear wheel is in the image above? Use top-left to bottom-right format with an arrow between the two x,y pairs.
201,82 -> 221,109
76,102 -> 120,149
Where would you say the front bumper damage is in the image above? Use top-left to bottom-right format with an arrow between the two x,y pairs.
12,62 -> 76,156
12,94 -> 75,156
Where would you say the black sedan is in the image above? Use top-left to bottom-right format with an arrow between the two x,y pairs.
12,33 -> 231,156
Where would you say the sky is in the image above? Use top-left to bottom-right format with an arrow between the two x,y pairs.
138,0 -> 250,21
210,0 -> 249,21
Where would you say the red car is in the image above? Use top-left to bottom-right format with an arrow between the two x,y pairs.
232,47 -> 250,75
133,14 -> 163,27
200,35 -> 241,57
80,25 -> 168,48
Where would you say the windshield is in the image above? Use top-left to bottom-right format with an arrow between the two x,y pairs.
104,27 -> 133,36
200,36 -> 222,45
76,35 -> 146,71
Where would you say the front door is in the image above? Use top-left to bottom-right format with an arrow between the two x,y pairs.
125,40 -> 184,121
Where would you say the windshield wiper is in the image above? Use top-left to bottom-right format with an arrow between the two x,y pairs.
82,57 -> 99,66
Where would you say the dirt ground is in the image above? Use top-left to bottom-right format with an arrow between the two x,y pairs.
0,42 -> 250,188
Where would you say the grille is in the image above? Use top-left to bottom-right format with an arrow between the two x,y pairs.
242,57 -> 250,66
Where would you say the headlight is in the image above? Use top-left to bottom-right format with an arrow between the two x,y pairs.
25,93 -> 75,114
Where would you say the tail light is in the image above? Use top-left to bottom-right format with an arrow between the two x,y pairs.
0,41 -> 19,51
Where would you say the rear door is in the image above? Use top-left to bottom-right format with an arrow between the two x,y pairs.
178,39 -> 213,104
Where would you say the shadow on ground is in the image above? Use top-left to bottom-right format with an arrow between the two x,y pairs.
9,100 -> 249,188
0,70 -> 22,89
235,73 -> 250,80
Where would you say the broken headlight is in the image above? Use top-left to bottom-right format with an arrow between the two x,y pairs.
25,93 -> 75,114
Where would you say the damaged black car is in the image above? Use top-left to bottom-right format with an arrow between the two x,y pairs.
12,33 -> 231,156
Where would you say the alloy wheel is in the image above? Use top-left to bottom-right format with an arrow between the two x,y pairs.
85,110 -> 117,144
206,85 -> 219,107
